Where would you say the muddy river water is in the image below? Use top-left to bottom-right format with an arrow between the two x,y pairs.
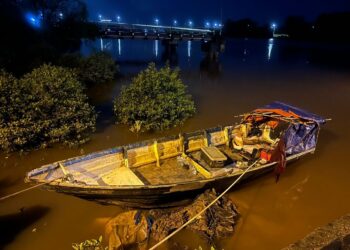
1,38 -> 350,250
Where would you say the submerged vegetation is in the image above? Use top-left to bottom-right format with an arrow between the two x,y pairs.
0,65 -> 96,152
113,63 -> 196,133
72,235 -> 106,250
78,52 -> 118,85
58,52 -> 119,85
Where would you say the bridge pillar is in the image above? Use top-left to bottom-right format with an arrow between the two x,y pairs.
201,36 -> 225,60
161,40 -> 179,65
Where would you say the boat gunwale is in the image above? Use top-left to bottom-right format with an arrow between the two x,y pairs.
30,148 -> 315,190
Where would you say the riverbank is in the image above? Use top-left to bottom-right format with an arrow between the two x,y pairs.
283,214 -> 350,249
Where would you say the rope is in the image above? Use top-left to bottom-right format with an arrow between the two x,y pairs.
149,160 -> 259,250
0,177 -> 64,202
0,182 -> 47,202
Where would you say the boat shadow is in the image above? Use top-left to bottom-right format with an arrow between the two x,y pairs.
0,206 -> 50,249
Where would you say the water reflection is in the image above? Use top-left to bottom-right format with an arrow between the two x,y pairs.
268,38 -> 274,61
117,39 -> 121,56
100,38 -> 103,51
187,41 -> 192,58
200,54 -> 222,78
154,40 -> 159,57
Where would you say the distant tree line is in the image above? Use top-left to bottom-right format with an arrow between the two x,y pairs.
0,0 -> 99,76
223,12 -> 350,42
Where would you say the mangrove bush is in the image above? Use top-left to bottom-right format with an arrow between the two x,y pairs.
114,63 -> 196,132
0,65 -> 96,152
79,52 -> 118,84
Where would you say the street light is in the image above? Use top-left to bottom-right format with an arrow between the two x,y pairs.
98,14 -> 102,21
205,22 -> 210,28
116,15 -> 121,23
188,20 -> 193,27
271,23 -> 277,35
154,18 -> 159,25
173,20 -> 177,26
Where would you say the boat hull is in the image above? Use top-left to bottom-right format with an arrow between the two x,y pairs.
41,152 -> 306,208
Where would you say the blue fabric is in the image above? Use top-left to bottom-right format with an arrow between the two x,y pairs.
284,123 -> 319,155
259,101 -> 326,124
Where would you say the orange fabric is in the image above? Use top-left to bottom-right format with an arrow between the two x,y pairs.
253,108 -> 300,119
267,120 -> 279,129
260,151 -> 271,161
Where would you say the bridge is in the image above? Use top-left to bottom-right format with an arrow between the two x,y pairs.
96,22 -> 221,42
95,21 -> 225,58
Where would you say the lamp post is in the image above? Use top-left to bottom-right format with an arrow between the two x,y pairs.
271,23 -> 277,36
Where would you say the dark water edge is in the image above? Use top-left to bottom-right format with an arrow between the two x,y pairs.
0,38 -> 350,250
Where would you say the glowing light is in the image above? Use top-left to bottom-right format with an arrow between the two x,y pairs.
188,20 -> 193,27
25,12 -> 41,28
271,23 -> 277,35
116,15 -> 121,23
154,18 -> 159,25
98,14 -> 102,20
100,38 -> 103,51
205,22 -> 210,28
173,20 -> 177,26
59,12 -> 63,18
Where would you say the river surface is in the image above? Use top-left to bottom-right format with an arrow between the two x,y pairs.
1,38 -> 350,250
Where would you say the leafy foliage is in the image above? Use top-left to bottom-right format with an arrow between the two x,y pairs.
79,52 -> 118,84
72,235 -> 107,250
0,65 -> 96,152
114,63 -> 196,132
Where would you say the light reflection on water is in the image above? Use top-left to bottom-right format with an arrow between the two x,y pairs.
1,38 -> 350,250
268,38 -> 274,61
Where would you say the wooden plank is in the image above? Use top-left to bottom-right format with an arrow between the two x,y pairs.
102,166 -> 144,186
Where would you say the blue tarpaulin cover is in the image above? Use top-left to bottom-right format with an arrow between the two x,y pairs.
258,101 -> 326,124
254,102 -> 325,155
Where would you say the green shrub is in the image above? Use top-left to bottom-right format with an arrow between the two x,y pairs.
114,63 -> 196,132
0,65 -> 96,152
79,52 -> 118,84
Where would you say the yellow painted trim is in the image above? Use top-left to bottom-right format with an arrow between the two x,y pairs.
124,158 -> 129,168
58,162 -> 69,176
153,141 -> 160,167
224,127 -> 230,146
182,153 -> 211,179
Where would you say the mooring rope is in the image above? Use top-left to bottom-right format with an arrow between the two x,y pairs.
0,182 -> 48,202
148,160 -> 259,250
0,176 -> 65,202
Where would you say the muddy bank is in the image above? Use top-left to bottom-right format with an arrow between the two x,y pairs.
105,189 -> 238,249
283,214 -> 350,250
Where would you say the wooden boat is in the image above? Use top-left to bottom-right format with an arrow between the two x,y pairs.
25,102 -> 327,208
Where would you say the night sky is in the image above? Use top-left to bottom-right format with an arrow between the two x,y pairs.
85,0 -> 350,26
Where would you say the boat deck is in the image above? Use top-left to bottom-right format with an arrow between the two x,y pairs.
132,157 -> 205,185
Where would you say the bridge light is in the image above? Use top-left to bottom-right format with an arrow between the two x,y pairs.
271,23 -> 277,35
